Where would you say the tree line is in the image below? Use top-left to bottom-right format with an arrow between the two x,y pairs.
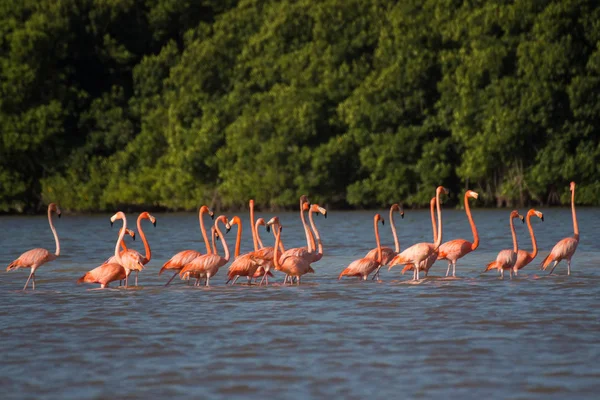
1,0 -> 599,213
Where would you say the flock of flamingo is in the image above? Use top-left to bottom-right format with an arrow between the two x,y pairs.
5,183 -> 580,291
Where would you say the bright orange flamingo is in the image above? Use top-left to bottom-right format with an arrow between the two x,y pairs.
484,210 -> 524,279
110,212 -> 145,287
388,186 -> 447,280
77,228 -> 133,289
513,209 -> 544,275
226,216 -> 265,285
105,212 -> 156,286
271,222 -> 314,285
179,215 -> 231,286
541,181 -> 579,275
159,205 -> 214,286
339,214 -> 385,280
183,225 -> 220,285
437,190 -> 479,277
401,197 -> 437,277
6,203 -> 61,290
366,204 -> 404,280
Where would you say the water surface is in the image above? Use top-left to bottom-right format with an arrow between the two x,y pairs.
1,208 -> 599,399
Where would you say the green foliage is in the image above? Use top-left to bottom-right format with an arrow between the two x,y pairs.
1,0 -> 600,212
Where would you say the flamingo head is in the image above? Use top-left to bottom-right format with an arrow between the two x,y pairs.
256,217 -> 266,228
533,210 -> 544,221
217,215 -> 230,233
374,213 -> 384,225
266,216 -> 280,229
122,228 -> 136,240
110,211 -> 125,226
300,195 -> 310,209
200,205 -> 214,220
391,203 -> 404,219
510,210 -> 525,223
310,204 -> 327,218
436,186 -> 450,195
49,203 -> 61,218
140,212 -> 157,226
570,181 -> 576,191
466,190 -> 479,199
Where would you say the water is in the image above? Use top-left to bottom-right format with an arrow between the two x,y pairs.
1,207 -> 599,399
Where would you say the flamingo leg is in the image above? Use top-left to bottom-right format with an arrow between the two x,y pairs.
297,276 -> 301,285
165,272 -> 178,287
125,274 -> 129,288
135,271 -> 139,286
452,261 -> 457,277
446,262 -> 451,277
206,275 -> 211,287
372,266 -> 381,280
548,261 -> 559,275
500,269 -> 504,279
231,276 -> 240,285
567,259 -> 571,276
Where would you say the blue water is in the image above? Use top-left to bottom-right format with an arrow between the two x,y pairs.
1,207 -> 599,398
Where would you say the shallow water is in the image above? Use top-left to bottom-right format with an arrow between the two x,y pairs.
1,207 -> 599,399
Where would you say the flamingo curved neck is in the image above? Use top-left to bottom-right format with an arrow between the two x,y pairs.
389,207 -> 400,253
234,219 -> 242,258
272,223 -> 285,253
48,207 -> 60,256
120,231 -> 128,252
430,198 -> 437,243
434,189 -> 443,250
273,227 -> 282,270
200,208 -> 211,254
308,209 -> 321,258
255,221 -> 265,249
211,228 -> 218,255
465,193 -> 479,250
374,218 -> 382,263
215,221 -> 230,262
114,215 -> 127,265
571,187 -> 579,241
137,214 -> 151,262
510,216 -> 518,254
250,201 -> 259,252
299,200 -> 313,253
526,213 -> 537,259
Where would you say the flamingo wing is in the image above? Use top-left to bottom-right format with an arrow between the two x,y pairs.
541,237 -> 578,270
180,254 -> 221,278
7,248 -> 54,271
438,239 -> 473,261
364,247 -> 396,265
389,243 -> 432,268
227,253 -> 261,279
339,258 -> 379,279
514,250 -> 534,270
78,263 -> 126,286
159,250 -> 203,274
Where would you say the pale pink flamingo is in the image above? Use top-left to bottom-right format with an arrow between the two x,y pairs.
182,225 -> 219,285
110,212 -> 145,287
437,190 -> 480,277
401,197 -> 437,277
179,215 -> 231,286
306,204 -> 327,262
248,200 -> 285,285
226,216 -> 265,285
484,210 -> 524,279
366,204 -> 404,280
513,209 -> 544,275
105,211 -> 156,286
541,181 -> 579,275
388,186 -> 447,280
278,195 -> 313,264
6,203 -> 61,290
250,217 -> 277,284
271,223 -> 314,285
159,205 -> 214,286
339,214 -> 385,280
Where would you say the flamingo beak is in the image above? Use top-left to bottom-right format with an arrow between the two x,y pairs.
400,211 -> 405,219
541,215 -> 544,222
210,212 -> 214,220
153,220 -> 156,227
58,212 -> 62,219
266,225 -> 270,233
110,221 -> 113,227
382,219 -> 385,225
520,215 -> 525,223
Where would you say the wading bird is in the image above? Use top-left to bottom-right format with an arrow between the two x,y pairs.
339,214 -> 385,281
513,209 -> 544,275
366,204 -> 404,280
484,210 -> 524,279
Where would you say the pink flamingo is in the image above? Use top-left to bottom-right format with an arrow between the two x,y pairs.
437,190 -> 479,277
307,203 -> 327,262
6,203 -> 61,290
513,209 -> 544,275
226,216 -> 265,285
484,210 -> 524,279
388,186 -> 447,280
271,223 -> 314,285
401,197 -> 437,277
179,215 -> 231,286
105,212 -> 156,286
366,204 -> 404,280
279,195 -> 313,263
250,217 -> 277,284
159,205 -> 214,286
110,212 -> 145,286
339,214 -> 385,280
541,182 -> 579,275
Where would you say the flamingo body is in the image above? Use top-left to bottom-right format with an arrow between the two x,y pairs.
485,249 -> 517,272
365,247 -> 396,266
540,238 -> 578,270
77,263 -> 126,289
339,258 -> 380,280
159,250 -> 203,275
7,249 -> 57,272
